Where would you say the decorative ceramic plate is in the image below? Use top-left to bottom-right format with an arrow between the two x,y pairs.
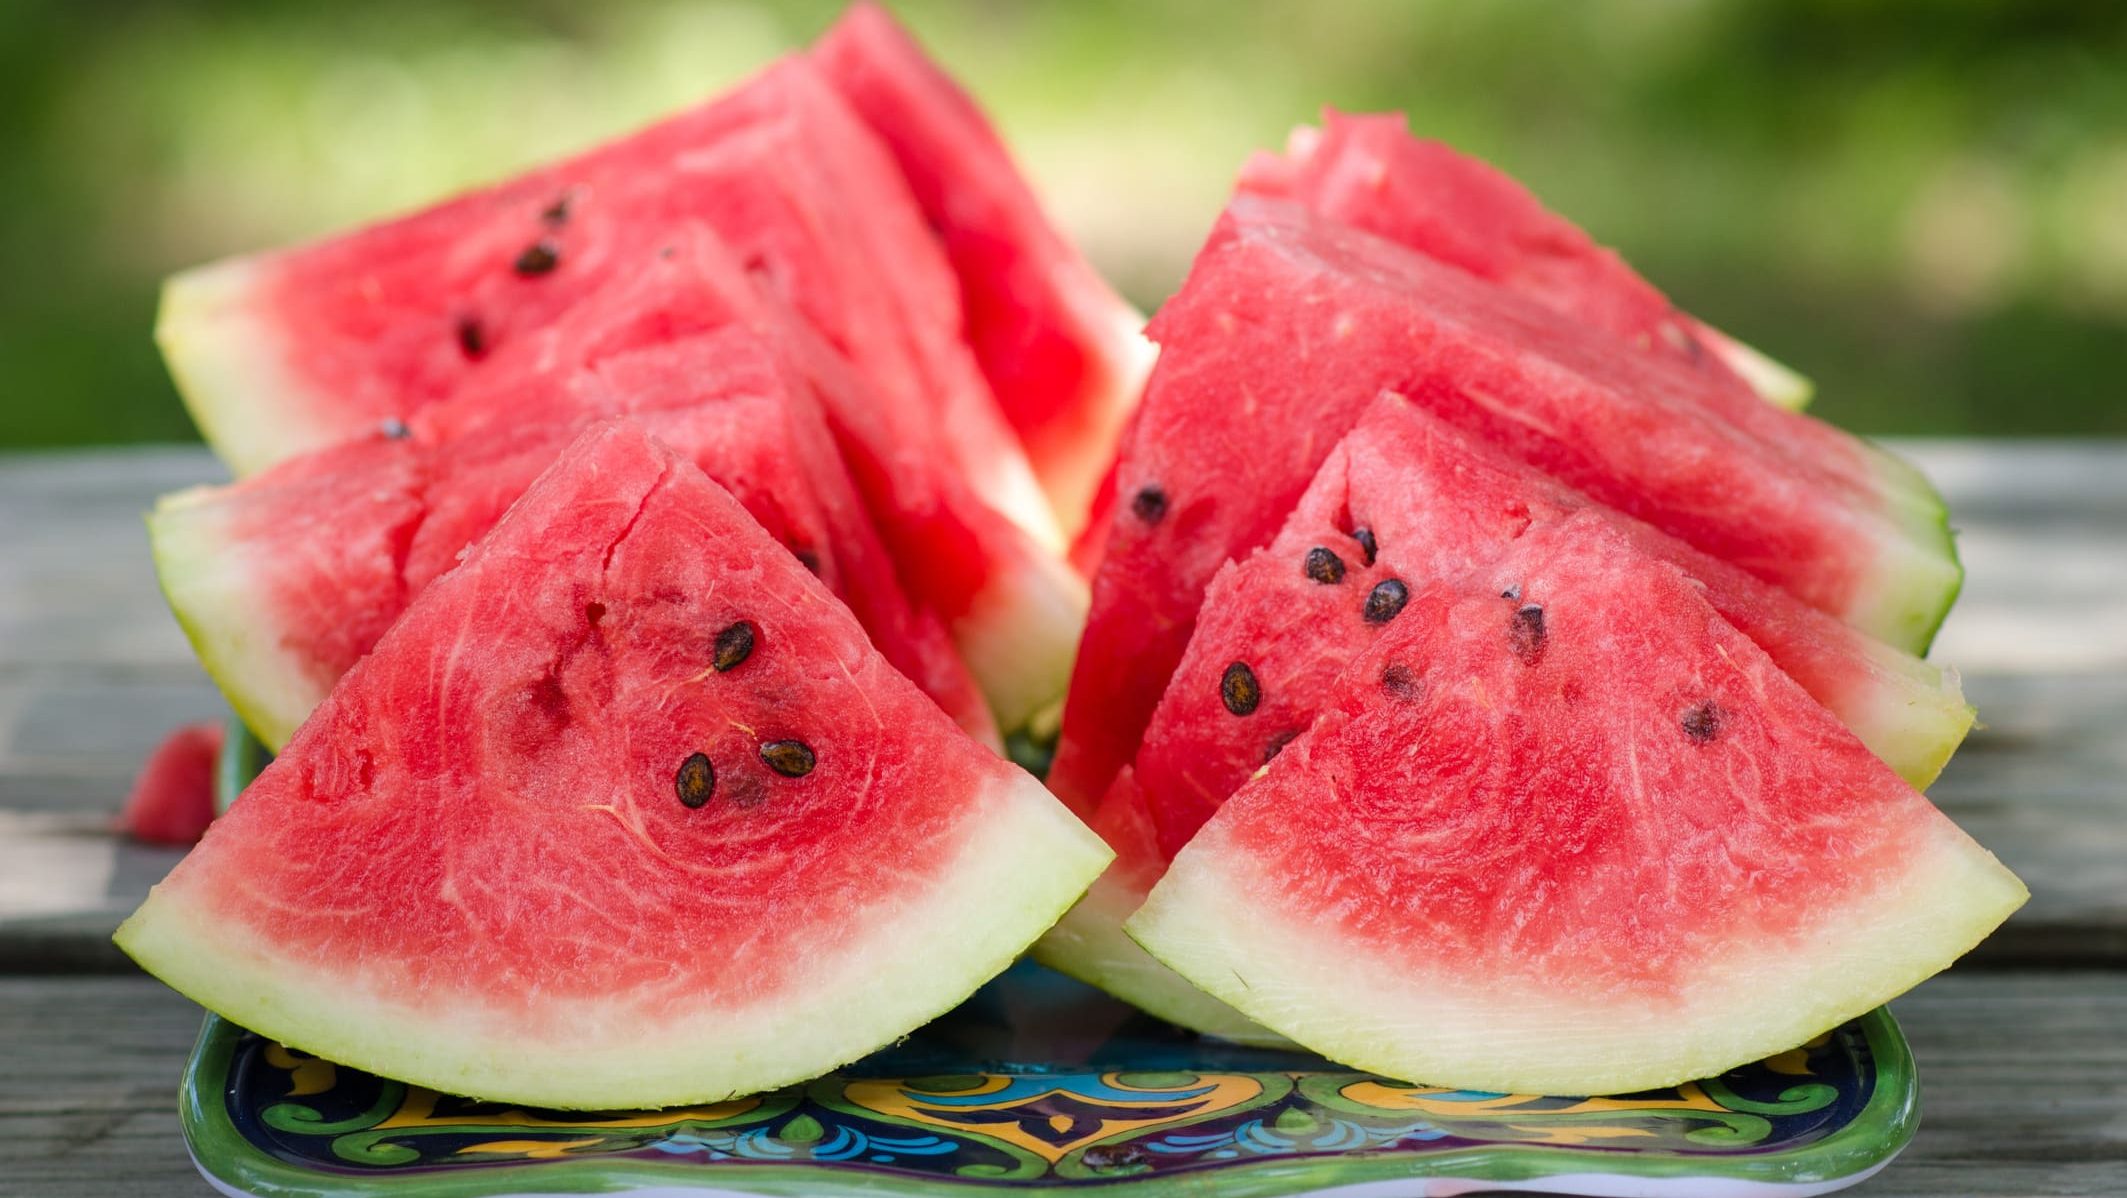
182,723 -> 1917,1198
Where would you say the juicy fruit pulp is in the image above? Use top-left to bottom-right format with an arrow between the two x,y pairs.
1241,112 -> 1812,409
157,59 -> 1059,552
118,421 -> 1110,1109
1127,514 -> 2022,1095
813,3 -> 1154,539
1046,195 -> 1959,811
116,722 -> 225,846
1039,394 -> 1971,1036
154,323 -> 995,750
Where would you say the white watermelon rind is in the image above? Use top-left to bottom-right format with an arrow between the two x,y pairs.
1854,447 -> 1965,658
148,488 -> 319,753
114,770 -> 1111,1110
1126,814 -> 2025,1097
1693,320 -> 1814,411
957,543 -> 1088,735
158,259 -> 343,480
1032,862 -> 1288,1049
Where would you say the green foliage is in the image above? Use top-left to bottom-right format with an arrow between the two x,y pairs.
5,0 -> 2123,446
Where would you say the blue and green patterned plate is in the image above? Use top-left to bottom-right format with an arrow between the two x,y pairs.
181,724 -> 1917,1198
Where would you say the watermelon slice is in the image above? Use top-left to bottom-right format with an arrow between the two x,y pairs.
156,58 -> 1061,551
1038,394 -> 1971,1032
117,420 -> 1110,1109
115,722 -> 226,846
1045,196 -> 1959,810
1241,112 -> 1813,409
155,321 -> 996,750
429,226 -> 1084,734
1126,513 -> 2023,1095
813,3 -> 1155,537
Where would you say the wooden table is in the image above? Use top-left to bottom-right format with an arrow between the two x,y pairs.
2,443 -> 2123,1196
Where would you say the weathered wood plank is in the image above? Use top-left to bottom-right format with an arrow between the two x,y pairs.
2,973 -> 2118,1196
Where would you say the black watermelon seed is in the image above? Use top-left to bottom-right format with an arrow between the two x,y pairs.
378,418 -> 410,441
713,621 -> 755,672
761,740 -> 816,778
1220,662 -> 1262,716
1303,546 -> 1346,585
1081,1143 -> 1147,1171
675,752 -> 715,808
513,239 -> 560,276
1681,701 -> 1723,743
1501,584 -> 1522,601
540,193 -> 572,225
1363,579 -> 1410,624
454,314 -> 487,360
1509,603 -> 1547,665
1130,484 -> 1168,525
1381,663 -> 1423,700
1352,526 -> 1378,566
1263,728 -> 1300,763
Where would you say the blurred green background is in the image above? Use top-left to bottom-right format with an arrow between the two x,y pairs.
4,0 -> 2122,449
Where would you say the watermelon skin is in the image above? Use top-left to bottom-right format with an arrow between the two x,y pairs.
1127,514 -> 2022,1095
1240,112 -> 1813,410
1045,196 -> 1959,810
116,722 -> 226,846
155,325 -> 996,751
812,3 -> 1155,538
156,59 -> 1061,551
117,420 -> 1110,1109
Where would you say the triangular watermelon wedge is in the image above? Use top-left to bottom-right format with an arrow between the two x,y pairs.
1241,112 -> 1813,409
1046,195 -> 1959,811
813,3 -> 1155,538
1127,512 -> 2022,1095
117,420 -> 1110,1109
424,225 -> 1085,735
154,324 -> 996,751
1039,394 -> 1975,1033
157,58 -> 1061,551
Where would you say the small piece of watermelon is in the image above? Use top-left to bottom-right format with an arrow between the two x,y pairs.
1039,394 -> 1972,1032
813,3 -> 1155,537
115,722 -> 226,846
117,420 -> 1110,1109
157,58 -> 1060,551
1127,513 -> 2023,1095
154,322 -> 995,751
1241,112 -> 1813,410
1046,196 -> 1959,810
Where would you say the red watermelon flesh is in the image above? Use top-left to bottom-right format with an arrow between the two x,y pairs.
116,721 -> 226,846
813,3 -> 1154,538
156,59 -> 1060,553
118,420 -> 1111,1109
154,328 -> 995,751
1135,392 -> 1970,861
419,226 -> 1085,734
1044,195 -> 1958,810
1127,512 -> 2023,1095
1240,112 -> 1811,410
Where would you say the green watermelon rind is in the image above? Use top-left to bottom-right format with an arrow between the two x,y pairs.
1032,865 -> 1290,1049
148,490 -> 317,753
159,260 -> 339,480
1856,445 -> 1965,657
1127,815 -> 2025,1097
114,771 -> 1111,1110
